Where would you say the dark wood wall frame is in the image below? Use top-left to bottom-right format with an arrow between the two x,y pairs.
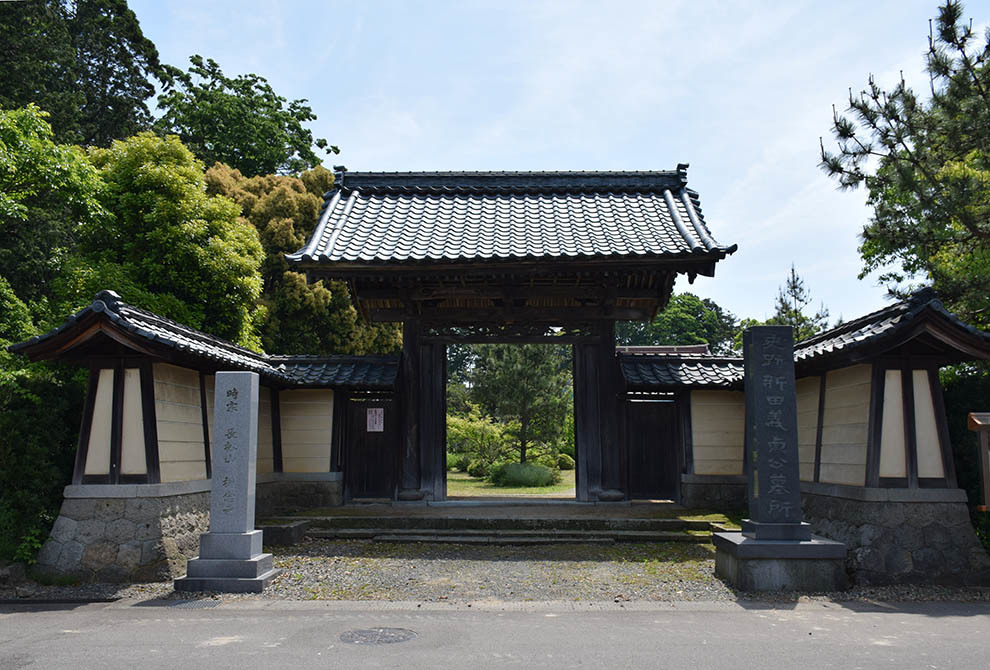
270,386 -> 283,473
864,364 -> 885,488
198,372 -> 212,479
679,391 -> 694,475
813,374 -> 827,483
73,368 -> 101,485
330,390 -> 348,472
80,362 -> 155,485
140,362 -> 161,484
927,368 -> 958,488
108,361 -> 124,483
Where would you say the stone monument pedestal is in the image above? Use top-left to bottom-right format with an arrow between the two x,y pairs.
174,372 -> 281,593
175,530 -> 280,593
714,326 -> 847,592
713,531 -> 848,592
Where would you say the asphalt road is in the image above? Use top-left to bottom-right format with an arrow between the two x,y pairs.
1,599 -> 987,669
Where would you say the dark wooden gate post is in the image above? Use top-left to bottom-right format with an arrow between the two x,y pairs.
399,319 -> 422,499
418,339 -> 446,501
598,320 -> 624,499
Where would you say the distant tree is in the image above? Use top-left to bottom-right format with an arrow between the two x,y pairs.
616,292 -> 737,354
0,0 -> 165,146
204,163 -> 401,354
820,0 -> 990,328
157,55 -> 338,176
468,344 -> 571,464
0,105 -> 106,312
767,265 -> 830,340
60,132 -> 264,348
734,266 -> 830,348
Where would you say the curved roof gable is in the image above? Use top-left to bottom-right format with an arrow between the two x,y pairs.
287,167 -> 737,267
8,291 -> 398,390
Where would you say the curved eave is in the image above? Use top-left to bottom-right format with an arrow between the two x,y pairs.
794,305 -> 990,373
288,245 -> 738,279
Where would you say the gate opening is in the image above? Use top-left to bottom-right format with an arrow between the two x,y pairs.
444,342 -> 576,499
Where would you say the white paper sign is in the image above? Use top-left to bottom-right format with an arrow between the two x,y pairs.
366,407 -> 384,432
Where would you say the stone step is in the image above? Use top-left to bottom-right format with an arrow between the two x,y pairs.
306,527 -> 710,544
184,553 -> 274,579
299,516 -> 710,533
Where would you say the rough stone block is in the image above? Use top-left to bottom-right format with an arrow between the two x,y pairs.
36,540 -> 62,567
125,497 -> 162,522
94,499 -> 125,521
106,519 -> 137,544
117,542 -> 142,571
49,516 -> 78,543
59,498 -> 97,521
76,519 -> 106,544
81,542 -> 116,571
884,548 -> 913,576
55,541 -> 84,573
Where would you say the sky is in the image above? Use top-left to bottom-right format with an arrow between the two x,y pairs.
129,0 -> 970,324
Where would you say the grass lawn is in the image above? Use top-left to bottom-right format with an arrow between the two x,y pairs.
446,469 -> 576,497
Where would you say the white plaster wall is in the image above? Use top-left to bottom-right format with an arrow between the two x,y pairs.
120,367 -> 147,475
913,370 -> 945,478
84,368 -> 114,475
879,369 -> 906,478
796,376 -> 820,482
153,363 -> 207,482
279,389 -> 334,473
819,364 -> 871,486
690,390 -> 745,475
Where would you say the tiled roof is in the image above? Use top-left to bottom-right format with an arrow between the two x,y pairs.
271,355 -> 398,388
620,353 -> 743,390
8,291 -> 398,390
793,287 -> 990,362
620,289 -> 990,390
288,169 -> 736,265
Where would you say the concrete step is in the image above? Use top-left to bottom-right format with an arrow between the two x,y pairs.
300,516 -> 711,533
306,527 -> 711,544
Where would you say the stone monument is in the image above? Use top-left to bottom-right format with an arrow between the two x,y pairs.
175,371 -> 281,592
713,326 -> 847,591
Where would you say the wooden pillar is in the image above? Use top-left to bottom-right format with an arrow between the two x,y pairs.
399,319 -> 422,497
418,340 -> 446,501
598,320 -> 624,498
574,335 -> 608,501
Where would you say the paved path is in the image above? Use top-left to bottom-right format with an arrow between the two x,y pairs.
2,599 -> 987,669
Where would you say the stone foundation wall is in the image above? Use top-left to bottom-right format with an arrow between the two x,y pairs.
680,474 -> 747,510
801,483 -> 990,586
255,476 -> 342,517
35,483 -> 210,582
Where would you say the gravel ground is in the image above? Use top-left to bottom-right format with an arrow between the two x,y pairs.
4,538 -> 990,604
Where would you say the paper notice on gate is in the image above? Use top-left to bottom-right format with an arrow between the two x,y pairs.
367,407 -> 384,432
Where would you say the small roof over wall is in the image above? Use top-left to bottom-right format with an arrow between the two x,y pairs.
619,289 -> 990,391
288,168 -> 737,324
8,290 -> 398,390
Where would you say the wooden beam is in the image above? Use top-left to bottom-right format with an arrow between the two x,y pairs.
902,365 -> 919,488
141,363 -> 161,484
814,373 -> 827,483
928,368 -> 958,488
73,368 -> 100,485
864,364 -> 885,488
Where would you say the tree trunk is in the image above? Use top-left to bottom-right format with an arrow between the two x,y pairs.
520,413 -> 528,464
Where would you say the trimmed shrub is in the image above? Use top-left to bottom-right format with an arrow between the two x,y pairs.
488,462 -> 557,487
557,453 -> 575,470
466,458 -> 489,479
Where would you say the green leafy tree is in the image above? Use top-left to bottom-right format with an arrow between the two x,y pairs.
204,163 -> 401,354
60,132 -> 265,348
820,0 -> 990,328
0,0 -> 165,146
468,344 -> 572,464
616,292 -> 737,354
157,55 -> 338,176
0,105 -> 106,313
0,276 -> 85,562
